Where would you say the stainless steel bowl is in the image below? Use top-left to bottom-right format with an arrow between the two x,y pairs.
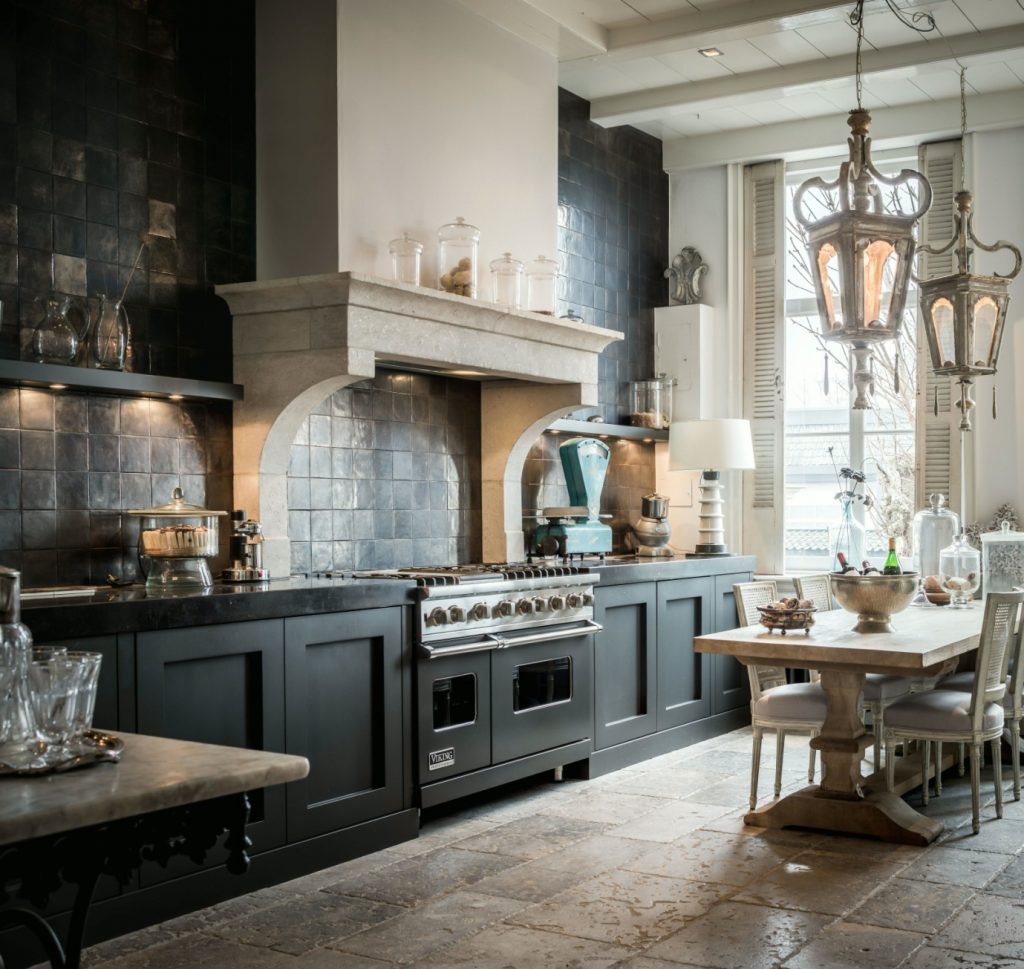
830,572 -> 919,633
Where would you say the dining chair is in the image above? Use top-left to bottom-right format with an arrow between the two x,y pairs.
733,581 -> 827,810
794,572 -> 912,772
884,590 -> 1024,833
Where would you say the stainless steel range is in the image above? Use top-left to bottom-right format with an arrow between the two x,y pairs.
363,564 -> 600,808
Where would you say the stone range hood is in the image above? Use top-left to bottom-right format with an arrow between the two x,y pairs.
216,272 -> 623,575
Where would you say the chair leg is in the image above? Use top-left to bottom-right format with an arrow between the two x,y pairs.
921,740 -> 931,805
934,741 -> 943,797
958,742 -> 966,777
774,731 -> 786,799
992,737 -> 1004,820
871,703 -> 882,773
1012,720 -> 1021,802
750,728 -> 763,811
886,730 -> 897,792
807,732 -> 816,784
971,742 -> 983,834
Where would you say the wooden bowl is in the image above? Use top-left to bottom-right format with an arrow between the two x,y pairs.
925,591 -> 951,606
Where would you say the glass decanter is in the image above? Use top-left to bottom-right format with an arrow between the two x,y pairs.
32,295 -> 87,365
0,567 -> 41,769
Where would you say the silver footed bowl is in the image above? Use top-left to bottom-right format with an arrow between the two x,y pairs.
830,572 -> 919,633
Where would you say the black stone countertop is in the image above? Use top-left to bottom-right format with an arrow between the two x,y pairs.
21,576 -> 418,640
586,554 -> 758,587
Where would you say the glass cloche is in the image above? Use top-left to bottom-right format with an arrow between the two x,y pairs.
437,217 -> 479,298
981,520 -> 1024,595
939,533 -> 981,608
129,488 -> 227,590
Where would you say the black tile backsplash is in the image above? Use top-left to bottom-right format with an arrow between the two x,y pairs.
0,386 -> 231,587
0,0 -> 255,377
557,88 -> 668,422
287,372 -> 482,573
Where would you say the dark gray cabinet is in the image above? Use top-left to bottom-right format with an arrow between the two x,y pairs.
284,608 -> 407,841
711,572 -> 750,714
656,577 -> 713,730
593,583 -> 657,750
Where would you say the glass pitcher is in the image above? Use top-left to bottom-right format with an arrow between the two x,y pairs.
90,295 -> 129,370
0,567 -> 41,769
32,295 -> 87,365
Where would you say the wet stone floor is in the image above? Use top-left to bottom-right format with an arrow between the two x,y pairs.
75,728 -> 1024,969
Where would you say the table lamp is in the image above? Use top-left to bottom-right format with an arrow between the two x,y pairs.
669,418 -> 755,557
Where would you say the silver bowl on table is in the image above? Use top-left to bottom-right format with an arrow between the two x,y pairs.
830,572 -> 918,633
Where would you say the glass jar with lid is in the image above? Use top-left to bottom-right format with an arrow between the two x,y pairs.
388,233 -> 423,286
913,493 -> 960,579
657,373 -> 675,429
129,488 -> 227,590
630,379 -> 666,430
489,252 -> 524,309
437,217 -> 479,298
939,533 -> 981,608
981,520 -> 1024,594
526,255 -> 558,315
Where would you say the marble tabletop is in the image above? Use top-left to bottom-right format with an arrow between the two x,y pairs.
0,733 -> 309,846
695,604 -> 985,675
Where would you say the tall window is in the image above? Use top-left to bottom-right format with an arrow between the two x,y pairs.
782,157 -> 918,572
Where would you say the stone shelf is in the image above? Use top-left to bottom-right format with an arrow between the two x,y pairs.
549,418 -> 668,442
0,359 -> 243,402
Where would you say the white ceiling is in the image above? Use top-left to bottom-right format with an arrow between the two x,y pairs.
463,0 -> 1024,167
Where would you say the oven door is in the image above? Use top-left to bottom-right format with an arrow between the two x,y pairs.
417,639 -> 493,782
490,621 -> 597,765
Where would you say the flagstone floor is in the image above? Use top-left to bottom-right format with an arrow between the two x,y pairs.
76,728 -> 1024,969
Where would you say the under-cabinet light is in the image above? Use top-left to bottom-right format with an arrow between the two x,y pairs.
169,394 -> 184,400
49,383 -> 67,390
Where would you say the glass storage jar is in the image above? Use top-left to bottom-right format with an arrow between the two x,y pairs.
129,488 -> 227,591
981,520 -> 1024,594
388,233 -> 423,286
657,373 -> 675,429
939,533 -> 981,608
629,379 -> 666,430
913,493 -> 960,579
489,252 -> 524,309
526,255 -> 558,315
437,217 -> 479,298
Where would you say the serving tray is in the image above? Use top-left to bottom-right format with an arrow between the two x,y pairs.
0,730 -> 124,776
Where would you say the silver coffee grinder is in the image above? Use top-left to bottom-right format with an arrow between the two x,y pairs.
632,493 -> 672,557
221,510 -> 270,583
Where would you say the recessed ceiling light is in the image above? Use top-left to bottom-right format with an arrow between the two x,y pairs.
699,47 -> 723,57
48,383 -> 67,390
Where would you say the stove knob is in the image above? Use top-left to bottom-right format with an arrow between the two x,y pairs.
532,597 -> 548,612
566,593 -> 583,609
496,599 -> 515,618
549,595 -> 565,611
427,607 -> 448,627
447,605 -> 465,623
468,602 -> 490,622
516,599 -> 534,615
582,592 -> 594,606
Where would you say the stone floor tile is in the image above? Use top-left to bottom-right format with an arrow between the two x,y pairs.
321,846 -> 519,907
901,944 -> 1024,969
451,812 -> 611,860
601,767 -> 712,799
469,857 -> 590,902
531,833 -> 652,876
933,892 -> 1024,959
849,876 -> 974,933
939,817 -> 1024,855
808,833 -> 919,861
331,891 -> 525,964
696,813 -> 824,847
683,778 -> 753,808
673,751 -> 756,775
538,790 -> 673,825
509,866 -> 730,949
985,853 -> 1024,899
644,900 -> 831,969
410,922 -> 632,968
780,920 -> 925,969
900,845 -> 1013,889
610,959 -> 708,969
606,799 -> 731,844
381,817 -> 499,858
625,828 -> 802,887
732,848 -> 906,916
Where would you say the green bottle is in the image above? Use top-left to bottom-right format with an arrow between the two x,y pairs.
882,537 -> 902,575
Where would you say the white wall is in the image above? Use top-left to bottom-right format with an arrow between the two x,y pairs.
970,126 -> 1024,521
669,167 -> 728,310
256,0 -> 559,285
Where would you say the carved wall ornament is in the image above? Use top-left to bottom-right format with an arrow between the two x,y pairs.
665,247 -> 708,305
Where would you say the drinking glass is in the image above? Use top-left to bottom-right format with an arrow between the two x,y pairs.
28,655 -> 84,762
67,651 -> 102,737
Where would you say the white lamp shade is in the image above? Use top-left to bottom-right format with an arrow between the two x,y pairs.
669,418 -> 756,472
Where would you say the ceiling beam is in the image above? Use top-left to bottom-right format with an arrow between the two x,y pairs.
661,90 -> 1024,171
590,25 -> 1024,127
452,0 -> 606,59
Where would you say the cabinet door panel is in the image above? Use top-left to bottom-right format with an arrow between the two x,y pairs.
593,583 -> 656,750
656,577 -> 713,729
285,608 -> 405,841
712,572 -> 752,713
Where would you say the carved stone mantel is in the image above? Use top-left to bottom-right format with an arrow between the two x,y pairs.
216,272 -> 623,574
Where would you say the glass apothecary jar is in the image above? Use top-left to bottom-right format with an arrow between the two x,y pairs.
129,488 -> 227,590
657,373 -> 675,429
629,379 -> 667,430
939,534 -> 981,608
526,255 -> 558,315
913,493 -> 960,579
489,252 -> 523,309
437,217 -> 479,298
982,521 -> 1024,594
388,233 -> 423,286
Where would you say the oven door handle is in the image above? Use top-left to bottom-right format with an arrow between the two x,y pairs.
420,634 -> 503,659
495,620 -> 603,649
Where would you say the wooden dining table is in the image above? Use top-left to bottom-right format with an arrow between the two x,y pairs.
695,604 -> 985,845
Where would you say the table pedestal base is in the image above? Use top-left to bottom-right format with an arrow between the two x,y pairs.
744,785 -> 944,846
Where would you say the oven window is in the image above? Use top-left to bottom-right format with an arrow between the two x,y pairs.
513,657 -> 572,712
433,674 -> 476,730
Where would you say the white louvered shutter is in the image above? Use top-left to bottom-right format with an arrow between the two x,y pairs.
742,160 -> 785,574
916,140 -> 968,518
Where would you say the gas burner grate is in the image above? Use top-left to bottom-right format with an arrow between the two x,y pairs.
490,564 -> 588,580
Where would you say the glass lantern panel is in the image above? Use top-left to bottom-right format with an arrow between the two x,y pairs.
929,297 -> 956,367
816,243 -> 841,329
972,296 -> 999,367
862,239 -> 896,327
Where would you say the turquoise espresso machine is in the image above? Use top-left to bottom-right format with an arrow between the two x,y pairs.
532,437 -> 613,561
